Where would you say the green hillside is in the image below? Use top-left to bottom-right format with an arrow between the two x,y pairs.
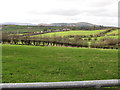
33,30 -> 106,37
2,45 -> 118,83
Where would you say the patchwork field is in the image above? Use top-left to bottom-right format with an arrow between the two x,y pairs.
2,25 -> 62,33
2,25 -> 119,85
2,45 -> 118,83
106,29 -> 118,35
33,30 -> 106,37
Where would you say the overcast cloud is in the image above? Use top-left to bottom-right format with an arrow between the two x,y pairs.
0,0 -> 119,26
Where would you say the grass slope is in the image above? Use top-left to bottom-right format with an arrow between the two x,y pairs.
3,26 -> 62,33
106,29 -> 119,35
2,45 -> 118,83
33,30 -> 106,37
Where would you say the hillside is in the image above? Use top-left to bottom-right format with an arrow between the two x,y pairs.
2,45 -> 118,83
50,22 -> 95,26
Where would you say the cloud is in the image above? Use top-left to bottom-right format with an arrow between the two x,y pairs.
0,0 -> 118,26
45,9 -> 81,16
30,9 -> 85,16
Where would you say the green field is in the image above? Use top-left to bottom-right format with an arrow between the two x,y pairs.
33,30 -> 106,37
3,28 -> 43,33
106,29 -> 118,35
95,35 -> 119,40
105,35 -> 119,38
2,25 -> 62,33
2,45 -> 118,83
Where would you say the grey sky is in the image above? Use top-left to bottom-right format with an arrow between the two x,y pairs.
0,0 -> 119,26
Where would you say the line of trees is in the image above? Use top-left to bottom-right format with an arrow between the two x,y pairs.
70,25 -> 105,30
2,33 -> 119,49
2,33 -> 89,48
91,38 -> 119,49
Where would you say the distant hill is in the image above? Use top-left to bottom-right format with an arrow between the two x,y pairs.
50,22 -> 95,26
75,22 -> 95,26
2,22 -> 98,27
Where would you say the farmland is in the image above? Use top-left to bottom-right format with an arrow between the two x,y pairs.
106,29 -> 118,35
33,30 -> 106,37
2,28 -> 119,49
2,25 -> 119,84
2,25 -> 62,33
2,45 -> 118,83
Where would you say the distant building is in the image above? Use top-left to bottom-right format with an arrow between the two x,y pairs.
27,27 -> 32,29
41,31 -> 43,33
62,28 -> 70,31
38,23 -> 51,26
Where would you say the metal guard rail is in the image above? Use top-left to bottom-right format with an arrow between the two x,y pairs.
0,79 -> 120,89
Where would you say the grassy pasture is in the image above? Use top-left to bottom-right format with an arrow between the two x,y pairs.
106,29 -> 119,35
2,26 -> 62,33
95,29 -> 119,40
2,45 -> 118,83
104,35 -> 119,38
33,30 -> 106,37
95,35 -> 119,41
3,28 -> 46,33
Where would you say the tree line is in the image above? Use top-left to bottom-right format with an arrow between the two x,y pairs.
2,32 -> 119,49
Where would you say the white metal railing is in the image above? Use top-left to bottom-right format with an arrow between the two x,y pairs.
1,79 -> 120,90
